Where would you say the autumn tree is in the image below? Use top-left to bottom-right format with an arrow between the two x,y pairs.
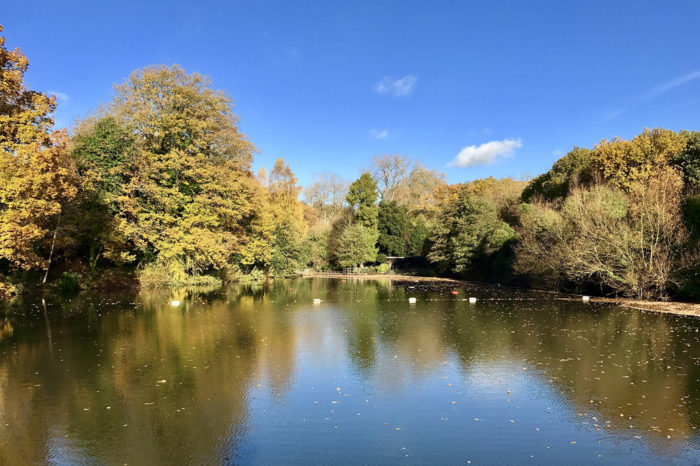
303,173 -> 349,228
399,163 -> 447,214
522,147 -> 592,202
515,169 -> 694,299
266,158 -> 307,276
370,154 -> 409,202
0,25 -> 77,282
428,185 -> 516,276
78,65 -> 271,284
369,155 -> 446,212
590,128 -> 687,190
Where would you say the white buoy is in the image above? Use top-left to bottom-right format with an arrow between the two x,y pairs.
408,297 -> 417,304
582,296 -> 590,302
468,297 -> 477,304
170,300 -> 181,307
313,298 -> 322,304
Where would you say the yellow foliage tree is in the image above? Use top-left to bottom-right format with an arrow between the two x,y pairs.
590,128 -> 688,190
266,158 -> 307,275
80,65 -> 272,283
0,25 -> 76,276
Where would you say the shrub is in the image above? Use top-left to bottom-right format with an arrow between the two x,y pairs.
138,263 -> 222,287
515,169 -> 696,299
376,263 -> 390,274
239,267 -> 265,283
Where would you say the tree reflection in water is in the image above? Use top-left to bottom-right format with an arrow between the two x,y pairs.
0,278 -> 699,464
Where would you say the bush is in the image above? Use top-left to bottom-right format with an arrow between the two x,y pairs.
239,267 -> 265,283
515,169 -> 695,299
138,264 -> 174,287
138,263 -> 222,287
376,263 -> 390,274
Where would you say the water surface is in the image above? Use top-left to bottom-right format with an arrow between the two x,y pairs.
1,278 -> 700,465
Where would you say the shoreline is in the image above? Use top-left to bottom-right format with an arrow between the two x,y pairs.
300,272 -> 700,318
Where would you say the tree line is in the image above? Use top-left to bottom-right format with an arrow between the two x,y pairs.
0,25 -> 698,300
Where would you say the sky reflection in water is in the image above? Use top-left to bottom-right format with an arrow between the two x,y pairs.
1,278 -> 700,465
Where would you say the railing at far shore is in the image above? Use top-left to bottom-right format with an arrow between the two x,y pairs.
300,269 -> 387,276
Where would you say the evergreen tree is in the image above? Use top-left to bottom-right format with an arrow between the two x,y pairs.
377,201 -> 408,256
346,173 -> 379,229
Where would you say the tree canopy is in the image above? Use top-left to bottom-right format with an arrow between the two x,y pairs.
0,25 -> 76,275
346,173 -> 379,229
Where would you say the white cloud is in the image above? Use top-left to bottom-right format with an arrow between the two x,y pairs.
374,75 -> 417,97
369,129 -> 389,139
600,107 -> 626,121
449,138 -> 522,168
47,90 -> 69,102
640,69 -> 700,101
599,69 -> 700,121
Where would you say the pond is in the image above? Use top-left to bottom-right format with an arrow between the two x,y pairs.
1,278 -> 700,465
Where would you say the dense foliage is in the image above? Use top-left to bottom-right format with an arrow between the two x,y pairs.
516,130 -> 699,299
377,201 -> 408,256
0,24 -> 698,301
428,181 -> 519,279
0,26 -> 76,295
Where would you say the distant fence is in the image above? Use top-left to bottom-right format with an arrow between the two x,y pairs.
300,268 -> 385,276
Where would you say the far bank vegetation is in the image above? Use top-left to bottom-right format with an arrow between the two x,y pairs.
0,25 -> 698,301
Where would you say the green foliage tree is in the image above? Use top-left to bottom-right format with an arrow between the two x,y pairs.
69,116 -> 137,270
377,201 -> 408,256
266,158 -> 306,276
326,207 -> 353,267
407,219 -> 429,256
672,131 -> 700,193
79,65 -> 272,284
428,185 -> 516,275
302,231 -> 329,271
336,223 -> 378,268
683,195 -> 700,237
522,147 -> 592,202
346,173 -> 379,229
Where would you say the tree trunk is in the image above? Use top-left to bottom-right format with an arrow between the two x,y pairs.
42,212 -> 61,285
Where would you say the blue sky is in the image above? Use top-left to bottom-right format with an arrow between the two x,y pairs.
4,0 -> 700,186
